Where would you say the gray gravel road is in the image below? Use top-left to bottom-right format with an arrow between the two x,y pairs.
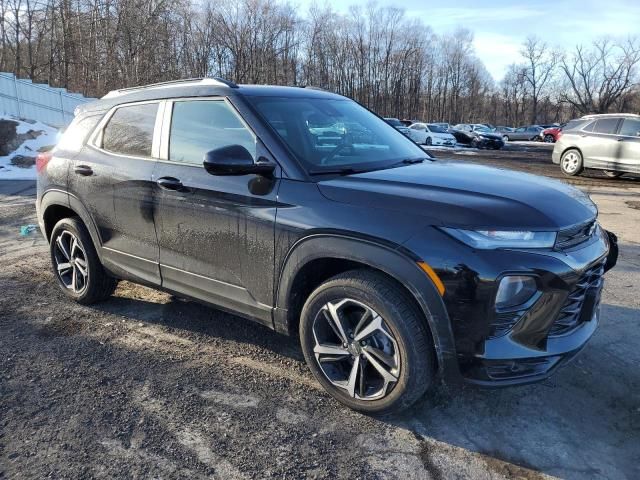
1,151 -> 639,479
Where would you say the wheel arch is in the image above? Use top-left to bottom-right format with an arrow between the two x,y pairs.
274,234 -> 460,381
40,190 -> 103,261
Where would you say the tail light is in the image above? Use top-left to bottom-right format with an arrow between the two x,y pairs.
36,151 -> 52,173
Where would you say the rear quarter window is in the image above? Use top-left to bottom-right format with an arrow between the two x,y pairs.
102,103 -> 158,157
56,114 -> 103,152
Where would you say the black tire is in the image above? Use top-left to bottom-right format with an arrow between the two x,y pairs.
544,134 -> 555,143
425,136 -> 432,146
603,170 -> 623,178
560,149 -> 584,176
299,270 -> 436,415
50,217 -> 117,304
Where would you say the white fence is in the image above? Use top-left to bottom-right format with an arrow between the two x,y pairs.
0,72 -> 96,127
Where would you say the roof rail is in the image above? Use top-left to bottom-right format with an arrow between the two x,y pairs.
102,77 -> 238,99
580,113 -> 640,119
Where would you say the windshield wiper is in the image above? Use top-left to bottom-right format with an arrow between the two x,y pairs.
389,157 -> 429,167
309,157 -> 430,176
308,167 -> 362,176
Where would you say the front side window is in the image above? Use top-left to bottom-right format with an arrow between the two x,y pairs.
619,118 -> 640,137
247,96 -> 427,172
102,103 -> 158,157
593,118 -> 620,134
169,100 -> 256,165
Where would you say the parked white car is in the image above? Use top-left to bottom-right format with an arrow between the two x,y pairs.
408,123 -> 456,146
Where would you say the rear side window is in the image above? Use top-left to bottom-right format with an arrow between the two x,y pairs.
169,100 -> 256,165
619,118 -> 640,137
592,118 -> 620,135
102,103 -> 158,157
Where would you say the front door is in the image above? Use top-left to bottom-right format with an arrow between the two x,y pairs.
153,98 -> 279,325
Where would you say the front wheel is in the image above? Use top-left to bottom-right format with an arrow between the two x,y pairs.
425,136 -> 432,146
560,149 -> 583,176
603,170 -> 623,178
299,270 -> 435,414
502,135 -> 509,143
544,134 -> 555,143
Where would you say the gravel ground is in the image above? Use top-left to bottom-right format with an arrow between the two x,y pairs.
1,147 -> 639,479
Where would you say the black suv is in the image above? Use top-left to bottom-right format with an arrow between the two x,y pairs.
36,78 -> 617,414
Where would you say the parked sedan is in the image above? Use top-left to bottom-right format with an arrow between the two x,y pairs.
408,123 -> 456,146
451,124 -> 504,149
504,125 -> 543,141
384,117 -> 411,136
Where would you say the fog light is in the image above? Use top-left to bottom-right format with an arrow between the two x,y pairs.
495,276 -> 537,310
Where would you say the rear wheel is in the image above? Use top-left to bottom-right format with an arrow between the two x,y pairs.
299,270 -> 436,414
560,149 -> 583,176
544,134 -> 555,143
425,136 -> 432,146
603,170 -> 623,178
502,135 -> 509,142
50,217 -> 117,304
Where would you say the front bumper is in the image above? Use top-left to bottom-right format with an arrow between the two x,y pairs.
463,230 -> 617,386
405,226 -> 618,387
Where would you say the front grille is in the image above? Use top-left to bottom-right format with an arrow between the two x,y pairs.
550,259 -> 605,336
556,220 -> 596,250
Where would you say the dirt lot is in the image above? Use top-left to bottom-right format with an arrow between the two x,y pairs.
1,146 -> 639,479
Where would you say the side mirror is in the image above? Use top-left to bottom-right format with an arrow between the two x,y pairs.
203,145 -> 275,176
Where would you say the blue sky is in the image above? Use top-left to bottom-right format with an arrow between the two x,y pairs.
296,0 -> 640,81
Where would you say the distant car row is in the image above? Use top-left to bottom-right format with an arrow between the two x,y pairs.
385,117 -> 567,149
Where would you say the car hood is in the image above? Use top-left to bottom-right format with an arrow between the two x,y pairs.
317,161 -> 597,230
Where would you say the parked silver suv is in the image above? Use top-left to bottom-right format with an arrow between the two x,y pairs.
552,114 -> 640,178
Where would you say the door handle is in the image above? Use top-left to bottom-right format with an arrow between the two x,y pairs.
74,165 -> 93,176
157,176 -> 184,191
617,138 -> 625,142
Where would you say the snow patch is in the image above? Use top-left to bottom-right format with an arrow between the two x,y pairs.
0,115 -> 60,180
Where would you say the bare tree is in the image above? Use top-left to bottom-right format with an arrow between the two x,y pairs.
560,37 -> 640,114
520,36 -> 558,123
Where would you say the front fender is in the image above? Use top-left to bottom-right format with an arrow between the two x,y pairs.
274,234 -> 460,382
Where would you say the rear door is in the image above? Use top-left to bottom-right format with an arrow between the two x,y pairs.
615,117 -> 640,174
580,117 -> 621,168
78,101 -> 162,285
152,97 -> 279,324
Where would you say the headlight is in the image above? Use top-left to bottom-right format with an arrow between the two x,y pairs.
442,228 -> 557,249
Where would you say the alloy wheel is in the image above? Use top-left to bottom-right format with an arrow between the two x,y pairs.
53,230 -> 89,293
311,298 -> 400,401
562,151 -> 581,173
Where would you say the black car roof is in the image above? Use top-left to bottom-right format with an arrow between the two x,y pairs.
76,78 -> 345,115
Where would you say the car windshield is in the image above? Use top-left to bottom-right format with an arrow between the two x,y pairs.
427,124 -> 447,133
247,96 -> 427,172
